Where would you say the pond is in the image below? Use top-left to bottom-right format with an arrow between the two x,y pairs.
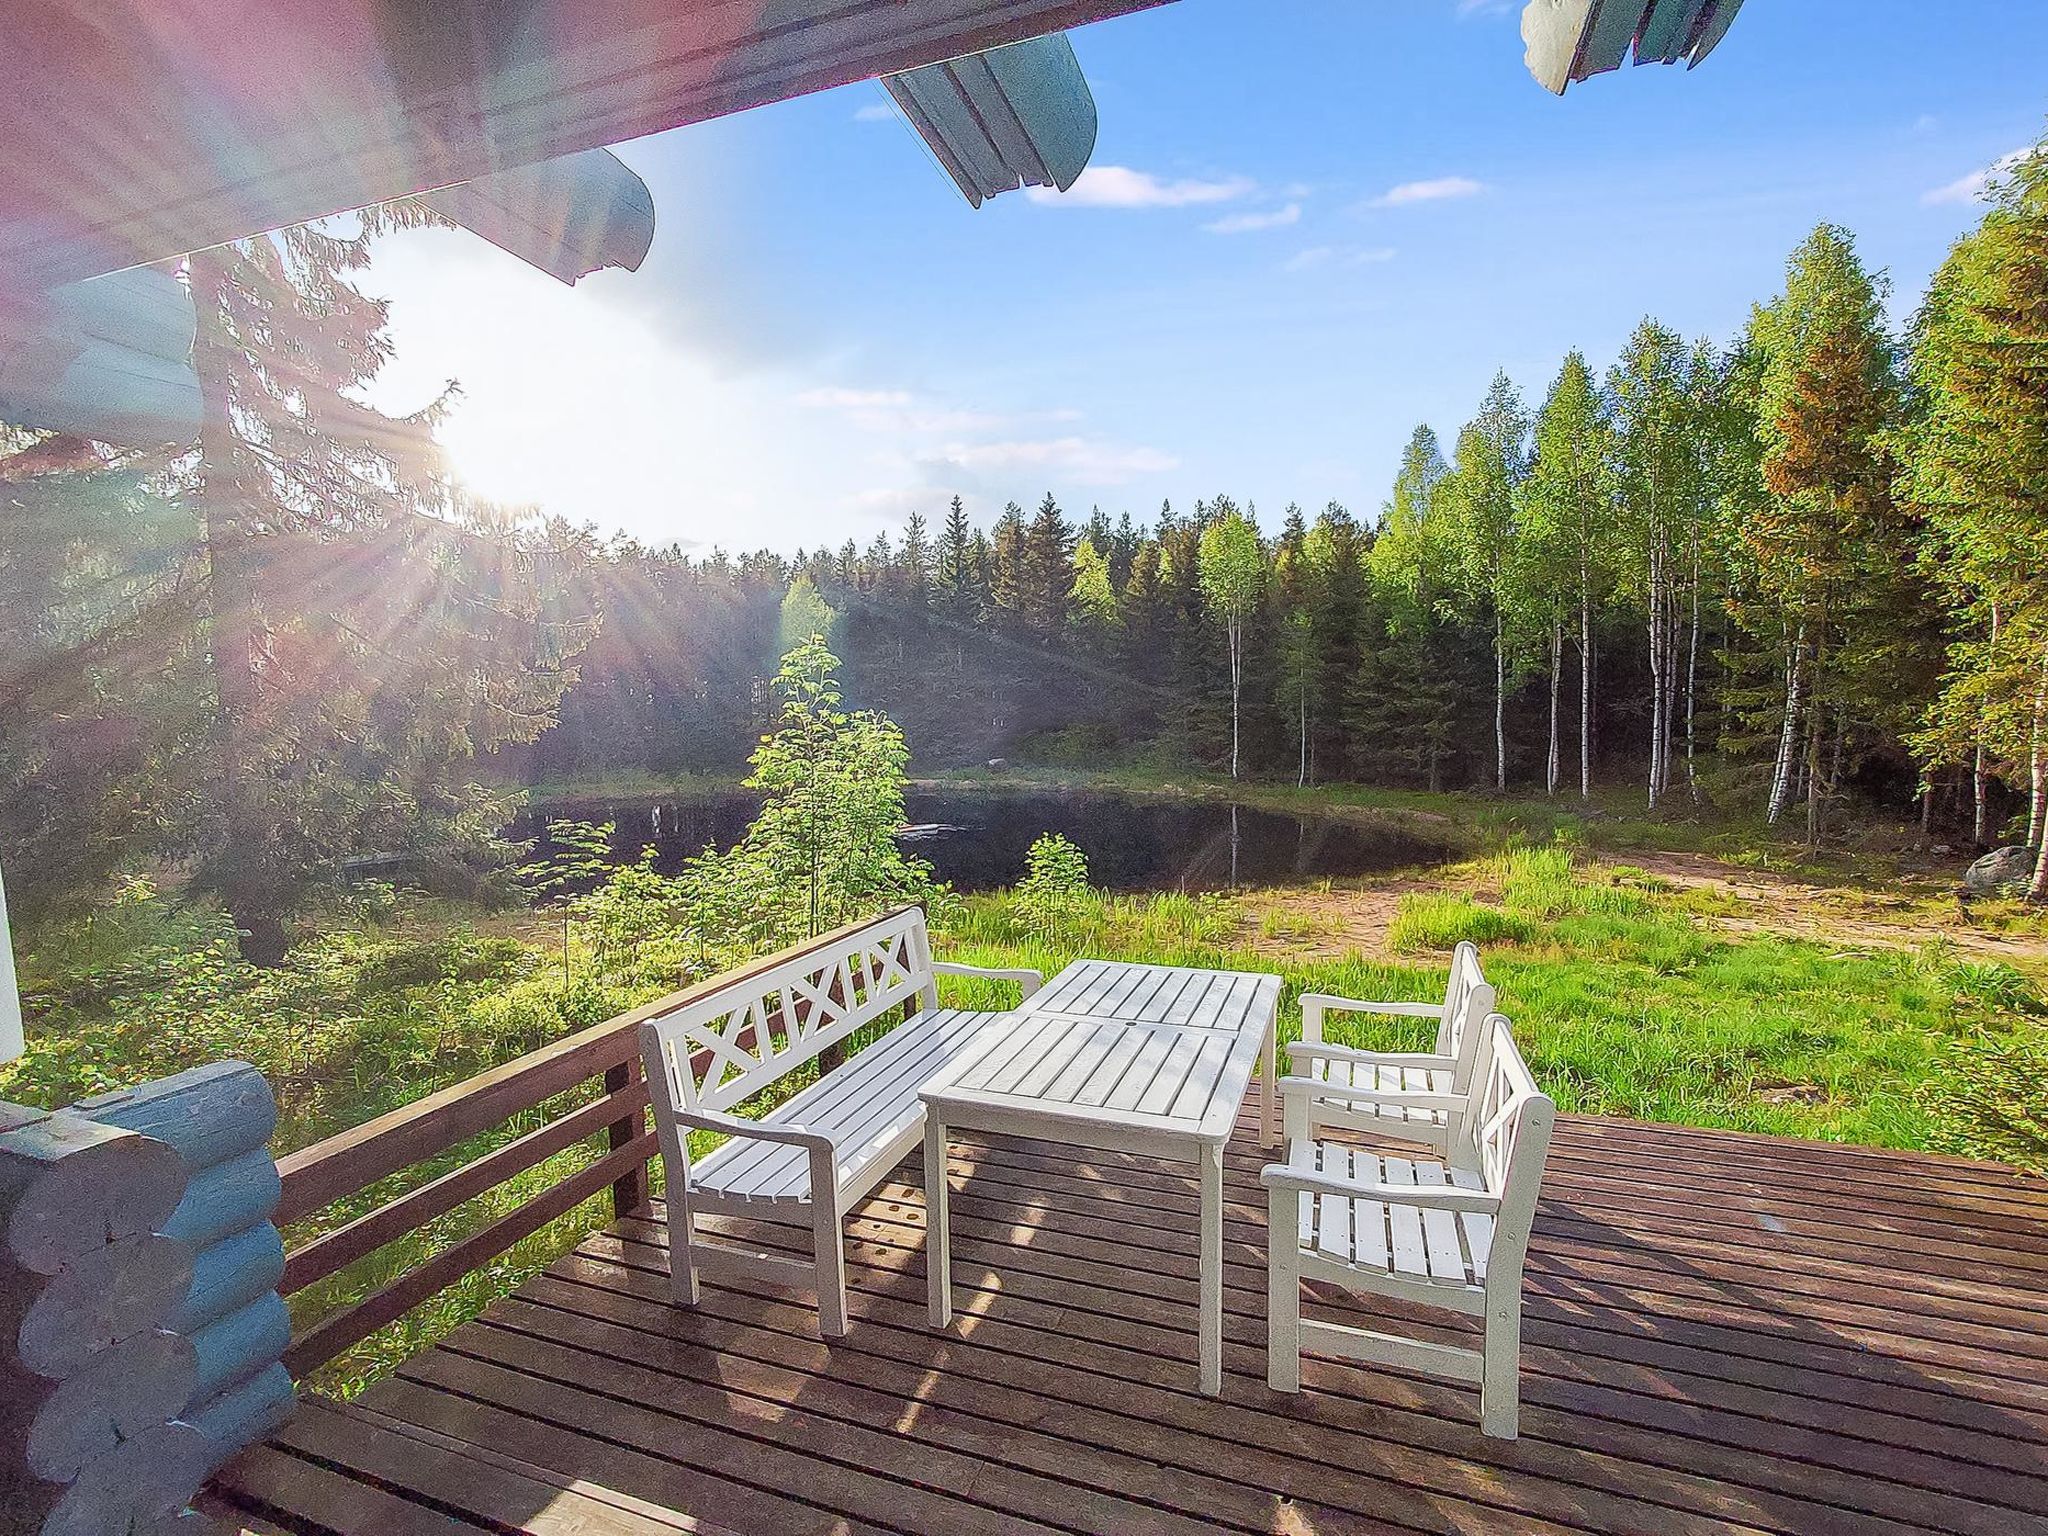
505,789 -> 1452,893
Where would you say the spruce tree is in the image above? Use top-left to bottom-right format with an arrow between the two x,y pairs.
187,219 -> 580,962
1902,141 -> 2048,888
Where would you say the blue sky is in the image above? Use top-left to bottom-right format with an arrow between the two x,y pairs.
367,1 -> 2048,554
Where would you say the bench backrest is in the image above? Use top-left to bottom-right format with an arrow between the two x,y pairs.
1461,1014 -> 1554,1292
1436,941 -> 1496,1085
640,906 -> 936,1114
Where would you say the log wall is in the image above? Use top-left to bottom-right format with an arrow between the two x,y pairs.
76,1062 -> 297,1478
1,1102 -> 215,1535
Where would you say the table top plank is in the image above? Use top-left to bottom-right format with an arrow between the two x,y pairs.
926,961 -> 1280,1149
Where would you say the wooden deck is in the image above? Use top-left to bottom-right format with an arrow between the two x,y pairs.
208,1109 -> 2048,1536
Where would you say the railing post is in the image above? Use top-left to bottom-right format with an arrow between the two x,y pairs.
604,1056 -> 652,1218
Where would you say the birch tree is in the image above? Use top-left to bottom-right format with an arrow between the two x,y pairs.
1366,428 -> 1460,790
1609,320 -> 1692,811
1747,224 -> 1903,848
1440,372 -> 1529,791
1518,350 -> 1615,797
1197,504 -> 1265,779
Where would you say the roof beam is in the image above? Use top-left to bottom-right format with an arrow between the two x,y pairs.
886,34 -> 1098,208
0,0 -> 1175,294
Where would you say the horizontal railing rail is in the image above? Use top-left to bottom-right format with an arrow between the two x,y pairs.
274,906 -> 920,1379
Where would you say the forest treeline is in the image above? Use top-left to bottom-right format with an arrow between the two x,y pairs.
535,166 -> 2048,894
5,134 -> 2047,956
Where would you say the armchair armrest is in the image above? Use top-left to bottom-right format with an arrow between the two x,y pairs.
1277,1075 -> 1467,1112
1259,1162 -> 1500,1213
932,960 -> 1044,999
1286,1040 -> 1459,1071
1301,992 -> 1443,1020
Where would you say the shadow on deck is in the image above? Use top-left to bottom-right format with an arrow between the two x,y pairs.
206,1109 -> 2048,1535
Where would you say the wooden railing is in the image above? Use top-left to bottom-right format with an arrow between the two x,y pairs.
274,909 -> 916,1379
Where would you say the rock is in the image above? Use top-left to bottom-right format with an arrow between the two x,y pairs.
1962,844 -> 2038,897
985,758 -> 1008,772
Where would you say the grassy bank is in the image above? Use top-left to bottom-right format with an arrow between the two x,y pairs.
934,846 -> 2047,1164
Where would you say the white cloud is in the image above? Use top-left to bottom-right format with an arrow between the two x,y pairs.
1205,203 -> 1303,235
797,385 -> 1030,435
1922,148 -> 2031,206
1371,175 -> 1486,207
923,436 -> 1178,486
1027,165 -> 1254,209
1283,245 -> 1396,273
796,387 -> 912,409
852,101 -> 896,123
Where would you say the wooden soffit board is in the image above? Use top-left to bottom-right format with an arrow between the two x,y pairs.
0,0 -> 1176,294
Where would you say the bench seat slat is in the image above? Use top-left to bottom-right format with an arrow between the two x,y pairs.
694,1009 -> 1007,1205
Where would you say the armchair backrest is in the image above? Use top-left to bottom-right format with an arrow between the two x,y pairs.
1462,1014 -> 1554,1290
1436,941 -> 1496,1084
639,906 -> 936,1115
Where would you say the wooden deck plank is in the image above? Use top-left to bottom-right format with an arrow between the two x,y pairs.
583,1217 -> 2041,1535
213,1111 -> 2048,1536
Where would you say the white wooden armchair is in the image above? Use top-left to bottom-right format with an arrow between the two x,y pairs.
1284,940 -> 1494,1155
1263,1015 -> 1554,1439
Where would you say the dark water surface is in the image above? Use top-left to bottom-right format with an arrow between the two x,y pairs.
506,790 -> 1451,892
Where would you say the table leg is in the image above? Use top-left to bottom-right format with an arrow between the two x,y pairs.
1260,1012 -> 1278,1148
924,1111 -> 952,1328
1198,1139 -> 1223,1395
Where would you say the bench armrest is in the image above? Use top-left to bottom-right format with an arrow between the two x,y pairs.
1286,1040 -> 1458,1071
1301,993 -> 1443,1020
933,961 -> 1044,999
675,1108 -> 838,1201
1278,1075 -> 1467,1112
1259,1162 -> 1499,1213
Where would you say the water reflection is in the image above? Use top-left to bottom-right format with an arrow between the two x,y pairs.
508,790 -> 1450,893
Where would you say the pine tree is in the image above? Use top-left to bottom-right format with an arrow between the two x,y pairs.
1305,501 -> 1368,778
1024,492 -> 1075,641
901,510 -> 932,621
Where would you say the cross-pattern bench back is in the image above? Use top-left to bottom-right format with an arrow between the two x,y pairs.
642,907 -> 936,1113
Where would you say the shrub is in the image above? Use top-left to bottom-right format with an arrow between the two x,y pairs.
1016,833 -> 1094,944
1922,1030 -> 2048,1174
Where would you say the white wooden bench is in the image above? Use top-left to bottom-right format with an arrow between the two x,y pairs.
1262,1014 -> 1554,1438
638,906 -> 1037,1337
1284,939 -> 1494,1155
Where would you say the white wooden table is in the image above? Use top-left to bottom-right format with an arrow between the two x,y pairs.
920,962 -> 1282,1395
